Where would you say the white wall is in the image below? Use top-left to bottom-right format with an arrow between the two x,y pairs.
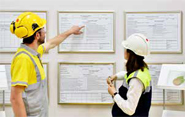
0,0 -> 185,117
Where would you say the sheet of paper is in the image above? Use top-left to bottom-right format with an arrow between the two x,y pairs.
58,12 -> 114,52
0,111 -> 5,117
0,65 -> 5,71
126,12 -> 181,53
59,63 -> 114,103
158,64 -> 185,90
0,65 -> 8,90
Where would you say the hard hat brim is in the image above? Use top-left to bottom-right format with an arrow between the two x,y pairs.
121,41 -> 129,49
41,19 -> 46,28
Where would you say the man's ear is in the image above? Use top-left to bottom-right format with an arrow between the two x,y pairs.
35,32 -> 41,40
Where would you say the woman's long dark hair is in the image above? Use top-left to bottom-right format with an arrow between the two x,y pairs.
126,49 -> 148,76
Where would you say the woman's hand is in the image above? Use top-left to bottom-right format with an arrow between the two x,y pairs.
108,84 -> 116,96
106,75 -> 117,85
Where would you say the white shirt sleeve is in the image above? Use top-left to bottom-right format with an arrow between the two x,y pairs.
113,78 -> 144,116
116,71 -> 127,80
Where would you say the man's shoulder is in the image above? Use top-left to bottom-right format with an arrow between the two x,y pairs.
13,49 -> 32,63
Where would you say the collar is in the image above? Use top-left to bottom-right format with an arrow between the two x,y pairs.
20,44 -> 40,57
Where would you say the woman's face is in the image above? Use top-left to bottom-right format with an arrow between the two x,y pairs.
124,49 -> 129,60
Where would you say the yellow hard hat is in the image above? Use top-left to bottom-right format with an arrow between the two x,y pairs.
10,12 -> 46,38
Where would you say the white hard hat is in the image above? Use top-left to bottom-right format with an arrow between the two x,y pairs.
122,33 -> 150,56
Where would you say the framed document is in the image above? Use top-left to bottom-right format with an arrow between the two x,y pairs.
58,62 -> 115,104
0,11 -> 48,53
148,63 -> 183,105
0,63 -> 49,105
125,11 -> 182,54
58,11 -> 115,53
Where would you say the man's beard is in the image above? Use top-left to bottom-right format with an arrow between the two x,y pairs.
38,37 -> 45,45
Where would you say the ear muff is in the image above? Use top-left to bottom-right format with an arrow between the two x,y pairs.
10,21 -> 16,34
14,26 -> 28,38
11,13 -> 29,38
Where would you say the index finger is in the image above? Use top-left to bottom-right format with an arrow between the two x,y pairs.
79,26 -> 85,29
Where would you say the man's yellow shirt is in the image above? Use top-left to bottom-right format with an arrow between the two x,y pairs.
11,44 -> 46,88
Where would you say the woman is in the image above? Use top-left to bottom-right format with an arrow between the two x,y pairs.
107,33 -> 152,117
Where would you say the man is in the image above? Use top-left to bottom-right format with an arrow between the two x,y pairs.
10,12 -> 84,117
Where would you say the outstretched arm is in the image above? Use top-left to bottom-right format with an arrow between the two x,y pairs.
43,26 -> 84,52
